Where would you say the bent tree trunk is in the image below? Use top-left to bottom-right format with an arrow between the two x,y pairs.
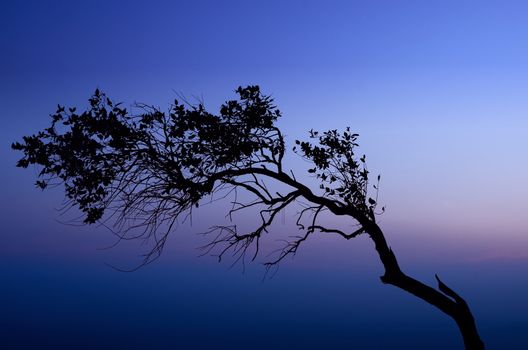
365,221 -> 485,350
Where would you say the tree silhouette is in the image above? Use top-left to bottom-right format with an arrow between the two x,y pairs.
12,86 -> 484,349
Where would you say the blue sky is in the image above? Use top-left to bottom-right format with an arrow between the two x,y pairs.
1,1 -> 528,349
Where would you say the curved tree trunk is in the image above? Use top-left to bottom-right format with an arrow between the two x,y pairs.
365,222 -> 485,350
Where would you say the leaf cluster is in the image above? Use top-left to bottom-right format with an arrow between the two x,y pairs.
293,127 -> 380,217
12,86 -> 283,226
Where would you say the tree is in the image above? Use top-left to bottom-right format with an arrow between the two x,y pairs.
12,85 -> 484,349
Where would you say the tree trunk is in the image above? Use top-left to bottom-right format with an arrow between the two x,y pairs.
365,222 -> 485,350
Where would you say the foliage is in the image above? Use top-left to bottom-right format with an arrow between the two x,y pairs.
13,86 -> 376,265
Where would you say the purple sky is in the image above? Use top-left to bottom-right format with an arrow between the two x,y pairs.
3,0 -> 528,261
1,1 -> 528,349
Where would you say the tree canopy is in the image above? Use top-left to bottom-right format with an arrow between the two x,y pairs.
12,86 -> 379,266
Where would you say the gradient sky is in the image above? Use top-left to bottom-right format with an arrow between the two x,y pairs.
1,1 -> 528,349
